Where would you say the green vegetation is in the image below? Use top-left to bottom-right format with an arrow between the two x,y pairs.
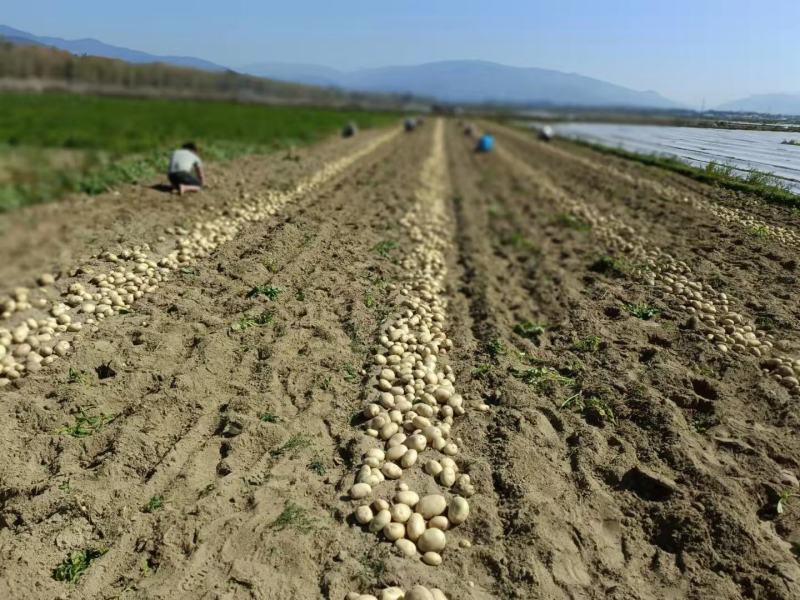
230,310 -> 275,331
569,138 -> 800,208
552,212 -> 591,231
500,230 -> 539,254
260,412 -> 280,423
590,255 -> 632,277
777,489 -> 799,515
358,552 -> 388,586
513,320 -> 546,341
472,364 -> 493,379
308,457 -> 327,476
625,302 -> 660,320
143,495 -> 164,513
59,411 -> 116,438
342,363 -> 359,383
271,434 -> 313,458
246,285 -> 283,301
749,225 -> 771,239
573,335 -> 602,353
511,365 -> 575,395
271,501 -> 317,532
781,139 -> 800,146
0,92 -> 396,211
487,338 -> 507,357
561,394 -> 616,424
53,547 -> 107,583
373,240 -> 398,258
66,367 -> 88,384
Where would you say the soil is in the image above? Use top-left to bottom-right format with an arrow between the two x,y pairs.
1,120 -> 799,599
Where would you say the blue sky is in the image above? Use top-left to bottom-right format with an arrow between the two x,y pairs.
4,1 -> 799,107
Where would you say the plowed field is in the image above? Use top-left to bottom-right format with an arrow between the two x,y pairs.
1,119 -> 799,600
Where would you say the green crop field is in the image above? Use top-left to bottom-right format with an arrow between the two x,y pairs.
0,93 -> 398,211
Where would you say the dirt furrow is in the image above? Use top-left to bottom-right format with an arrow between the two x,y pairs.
0,129 -> 398,389
491,139 -> 800,397
492,122 -> 800,249
0,127 -> 411,599
449,122 -> 800,598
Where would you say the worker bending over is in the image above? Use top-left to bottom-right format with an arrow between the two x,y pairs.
168,142 -> 204,195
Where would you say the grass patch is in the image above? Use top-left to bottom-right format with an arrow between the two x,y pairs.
0,92 -> 397,211
472,364 -> 493,379
66,367 -> 89,384
308,457 -> 327,476
487,338 -> 507,357
589,255 -> 631,277
561,394 -> 616,424
52,547 -> 107,583
142,495 -> 164,513
260,412 -> 280,423
568,138 -> 800,208
342,363 -> 358,383
230,310 -> 275,331
573,335 -> 602,353
271,501 -> 317,532
358,551 -> 388,586
625,302 -> 660,320
246,285 -> 282,301
59,410 -> 116,438
511,365 -> 575,395
373,240 -> 398,259
271,434 -> 313,458
513,320 -> 546,341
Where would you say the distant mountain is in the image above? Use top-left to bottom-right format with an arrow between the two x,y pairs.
716,94 -> 800,116
240,59 -> 682,109
241,62 -> 343,88
0,24 -> 226,72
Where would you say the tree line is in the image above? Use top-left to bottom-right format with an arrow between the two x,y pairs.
0,40 -> 403,107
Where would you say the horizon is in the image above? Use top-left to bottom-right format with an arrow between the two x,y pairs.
3,1 -> 800,108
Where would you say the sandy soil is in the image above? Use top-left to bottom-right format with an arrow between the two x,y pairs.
0,119 -> 799,599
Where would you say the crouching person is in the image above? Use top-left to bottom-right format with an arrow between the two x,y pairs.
168,142 -> 204,195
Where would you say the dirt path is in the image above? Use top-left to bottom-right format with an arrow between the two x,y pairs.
1,119 -> 799,600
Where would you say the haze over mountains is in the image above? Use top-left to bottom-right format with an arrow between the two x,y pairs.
2,23 -> 795,115
240,60 -> 682,109
715,94 -> 800,116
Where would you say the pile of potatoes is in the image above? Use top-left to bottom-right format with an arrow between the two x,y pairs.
682,195 -> 800,248
0,132 -> 399,388
499,147 -> 800,396
347,122 -> 476,600
346,586 -> 448,600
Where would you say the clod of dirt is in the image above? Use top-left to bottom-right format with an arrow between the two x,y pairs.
691,378 -> 719,401
620,466 -> 678,501
95,361 -> 116,380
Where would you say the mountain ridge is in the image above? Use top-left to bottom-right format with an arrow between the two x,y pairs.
2,24 -> 683,109
241,59 -> 683,109
0,24 -> 226,72
715,93 -> 800,116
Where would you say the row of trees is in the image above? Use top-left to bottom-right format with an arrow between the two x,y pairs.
0,41 -> 398,107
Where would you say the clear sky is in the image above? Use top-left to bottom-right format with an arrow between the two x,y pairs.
4,1 -> 799,107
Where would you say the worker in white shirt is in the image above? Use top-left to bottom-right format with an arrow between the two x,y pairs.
167,142 -> 205,195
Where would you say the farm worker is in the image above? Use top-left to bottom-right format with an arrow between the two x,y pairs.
167,142 -> 204,196
342,121 -> 358,137
476,134 -> 494,153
